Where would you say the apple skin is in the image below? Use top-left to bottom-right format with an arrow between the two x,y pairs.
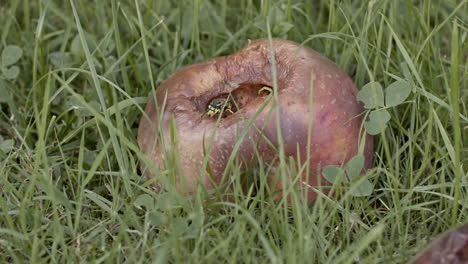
137,38 -> 373,201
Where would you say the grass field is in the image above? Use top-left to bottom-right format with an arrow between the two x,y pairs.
0,0 -> 467,263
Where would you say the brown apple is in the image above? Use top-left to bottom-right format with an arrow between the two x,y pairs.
137,38 -> 373,202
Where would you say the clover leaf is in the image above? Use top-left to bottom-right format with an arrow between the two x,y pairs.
384,80 -> 411,107
2,66 -> 19,80
350,178 -> 374,197
345,155 -> 365,179
1,45 -> 23,67
0,45 -> 23,81
134,194 -> 154,210
0,80 -> 10,102
364,109 -> 391,135
321,155 -> 374,197
322,165 -> 347,184
148,211 -> 167,226
357,82 -> 384,109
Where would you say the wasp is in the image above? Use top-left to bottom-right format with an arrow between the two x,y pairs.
205,97 -> 235,118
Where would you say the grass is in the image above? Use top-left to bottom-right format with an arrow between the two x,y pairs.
0,0 -> 467,263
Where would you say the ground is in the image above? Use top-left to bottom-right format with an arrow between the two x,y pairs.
0,0 -> 466,263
